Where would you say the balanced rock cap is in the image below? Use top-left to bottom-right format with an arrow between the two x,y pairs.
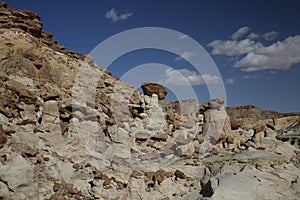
141,82 -> 168,100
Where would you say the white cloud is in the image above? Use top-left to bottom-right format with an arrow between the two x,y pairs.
241,75 -> 251,79
174,51 -> 197,61
225,78 -> 235,85
105,8 -> 132,22
178,34 -> 189,39
247,32 -> 260,40
241,75 -> 259,79
265,76 -> 273,80
246,31 -> 278,41
208,26 -> 300,72
160,68 -> 220,86
234,35 -> 300,71
262,31 -> 278,41
207,39 -> 262,56
231,26 -> 250,40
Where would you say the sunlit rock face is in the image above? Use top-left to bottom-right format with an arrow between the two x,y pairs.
141,81 -> 168,100
0,2 -> 300,199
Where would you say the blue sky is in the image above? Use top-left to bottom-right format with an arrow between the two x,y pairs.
5,0 -> 300,112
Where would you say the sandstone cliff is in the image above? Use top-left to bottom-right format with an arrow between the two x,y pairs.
0,2 -> 299,199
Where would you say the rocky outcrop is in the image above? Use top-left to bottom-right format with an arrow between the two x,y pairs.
141,81 -> 168,100
0,2 -> 42,37
227,105 -> 299,130
0,2 -> 300,200
0,1 -> 83,60
205,163 -> 300,199
277,120 -> 300,148
226,105 -> 294,119
200,98 -> 231,154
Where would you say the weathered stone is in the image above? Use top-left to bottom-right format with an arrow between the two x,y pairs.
241,129 -> 255,142
274,116 -> 299,130
153,169 -> 171,184
198,114 -> 204,124
208,165 -> 300,200
179,115 -> 197,129
254,131 -> 265,148
227,129 -> 242,149
176,99 -> 199,116
135,132 -> 150,141
18,103 -> 37,124
174,170 -> 186,179
202,105 -> 231,146
230,118 -> 243,129
6,80 -> 37,104
145,96 -> 166,131
253,123 -> 266,133
265,128 -> 277,140
176,143 -> 194,158
150,133 -> 168,141
40,90 -> 60,101
43,100 -> 59,117
0,155 -> 37,199
203,97 -> 225,110
141,82 -> 167,100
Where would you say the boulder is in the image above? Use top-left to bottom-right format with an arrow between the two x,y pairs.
174,170 -> 186,179
175,99 -> 199,116
135,132 -> 150,141
274,116 -> 299,130
202,98 -> 231,147
254,131 -> 265,148
203,97 -> 224,110
150,132 -> 168,141
141,82 -> 167,100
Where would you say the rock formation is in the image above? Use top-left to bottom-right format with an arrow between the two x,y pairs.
141,81 -> 168,100
0,2 -> 300,199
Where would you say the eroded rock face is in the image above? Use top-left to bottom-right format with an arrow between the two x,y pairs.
208,164 -> 300,200
201,98 -> 231,152
277,120 -> 300,148
141,81 -> 167,100
0,3 -> 300,200
0,2 -> 42,37
0,1 -> 83,62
